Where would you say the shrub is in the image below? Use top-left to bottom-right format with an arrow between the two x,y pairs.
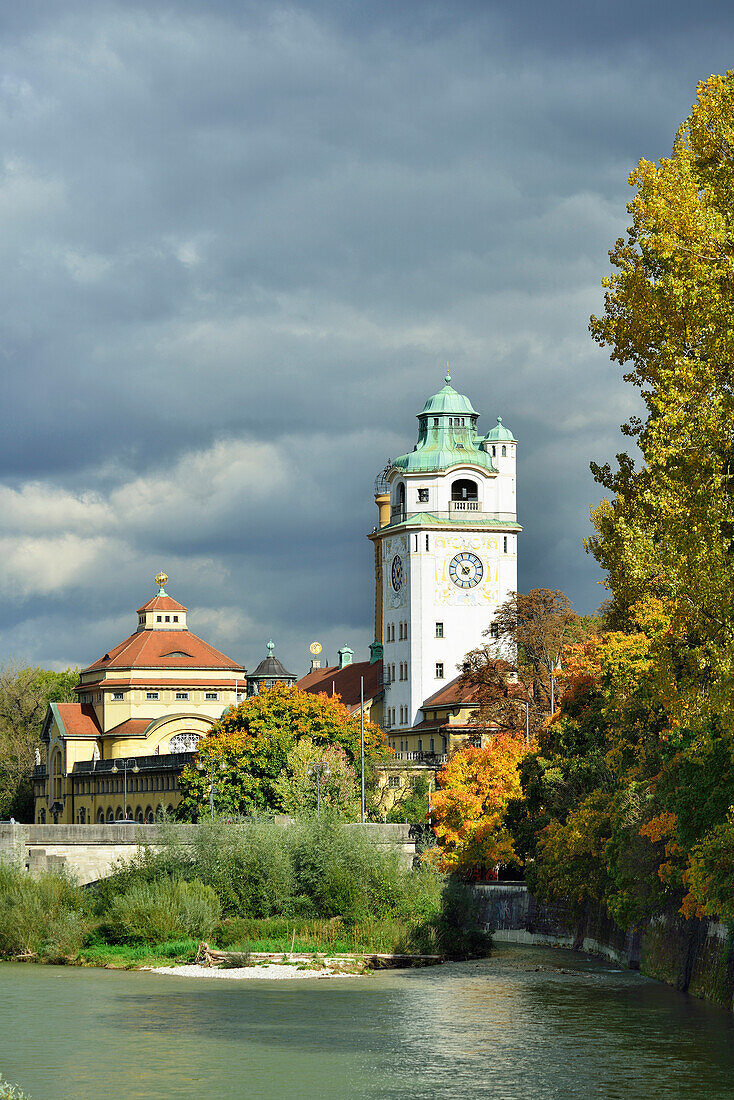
0,1078 -> 33,1100
0,862 -> 90,961
103,878 -> 220,944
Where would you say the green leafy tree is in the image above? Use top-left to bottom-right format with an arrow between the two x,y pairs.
177,682 -> 387,820
0,664 -> 78,820
273,737 -> 360,819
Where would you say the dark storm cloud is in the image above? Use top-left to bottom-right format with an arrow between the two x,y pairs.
0,0 -> 731,673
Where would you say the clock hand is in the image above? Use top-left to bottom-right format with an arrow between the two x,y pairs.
461,565 -> 471,575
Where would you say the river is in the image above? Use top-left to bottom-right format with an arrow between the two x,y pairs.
2,944 -> 734,1099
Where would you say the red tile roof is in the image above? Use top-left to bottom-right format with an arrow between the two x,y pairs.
102,718 -> 154,739
83,630 -> 244,674
421,664 -> 521,709
54,704 -> 102,737
298,660 -> 383,711
137,594 -> 188,613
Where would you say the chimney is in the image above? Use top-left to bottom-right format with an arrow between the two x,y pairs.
338,645 -> 354,670
310,658 -> 321,672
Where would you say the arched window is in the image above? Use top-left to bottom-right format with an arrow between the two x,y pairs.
79,808 -> 86,824
106,809 -> 114,823
136,808 -> 144,824
97,808 -> 105,823
451,479 -> 478,502
502,445 -> 507,457
397,483 -> 406,513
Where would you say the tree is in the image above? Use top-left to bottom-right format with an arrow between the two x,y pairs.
430,733 -> 527,875
273,738 -> 360,819
177,682 -> 387,820
0,664 -> 78,821
463,589 -> 576,730
588,71 -> 734,734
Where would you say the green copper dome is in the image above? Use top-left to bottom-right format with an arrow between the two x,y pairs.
419,372 -> 478,417
393,372 -> 496,475
484,416 -> 516,442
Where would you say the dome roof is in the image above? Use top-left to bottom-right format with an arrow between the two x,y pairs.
484,416 -> 515,442
250,641 -> 295,681
420,373 -> 478,417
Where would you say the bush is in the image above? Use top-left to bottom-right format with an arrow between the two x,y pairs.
96,817 -> 490,959
103,878 -> 220,944
0,1079 -> 33,1100
0,861 -> 90,961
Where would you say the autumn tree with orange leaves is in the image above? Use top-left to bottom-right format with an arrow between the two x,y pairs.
430,732 -> 527,875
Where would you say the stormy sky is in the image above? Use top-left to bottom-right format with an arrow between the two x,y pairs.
0,1 -> 731,676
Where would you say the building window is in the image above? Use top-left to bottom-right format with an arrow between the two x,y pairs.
388,776 -> 401,788
165,615 -> 170,622
502,445 -> 507,456
176,692 -> 189,701
146,692 -> 159,700
205,692 -> 219,701
425,534 -> 429,551
418,488 -> 429,502
398,622 -> 403,641
418,739 -> 423,752
433,417 -> 439,427
435,663 -> 444,678
503,536 -> 508,552
451,478 -> 478,502
435,622 -> 444,638
112,691 -> 124,700
430,738 -> 435,752
492,445 -> 496,456
173,615 -> 178,622
490,624 -> 499,639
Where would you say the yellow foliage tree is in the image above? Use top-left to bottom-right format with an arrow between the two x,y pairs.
430,733 -> 527,875
588,71 -> 734,735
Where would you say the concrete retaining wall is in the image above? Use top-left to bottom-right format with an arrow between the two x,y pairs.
0,822 -> 417,885
473,882 -> 734,1009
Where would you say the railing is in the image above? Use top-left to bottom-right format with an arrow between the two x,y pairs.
390,752 -> 448,764
450,500 -> 479,511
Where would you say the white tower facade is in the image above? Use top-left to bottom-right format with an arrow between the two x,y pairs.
369,374 -> 520,742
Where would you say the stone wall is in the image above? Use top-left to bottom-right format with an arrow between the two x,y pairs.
473,882 -> 734,1010
0,822 -> 417,885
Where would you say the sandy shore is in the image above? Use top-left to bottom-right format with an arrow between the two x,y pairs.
148,962 -> 359,980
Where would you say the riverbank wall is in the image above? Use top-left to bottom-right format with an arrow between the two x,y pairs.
473,883 -> 734,1010
0,822 -> 417,884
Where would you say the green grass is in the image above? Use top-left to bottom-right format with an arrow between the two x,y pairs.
77,938 -> 199,969
215,916 -> 441,956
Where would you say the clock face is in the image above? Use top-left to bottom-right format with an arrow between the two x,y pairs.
391,555 -> 404,592
449,552 -> 484,589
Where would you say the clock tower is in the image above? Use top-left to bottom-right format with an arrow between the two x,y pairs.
368,373 -> 520,742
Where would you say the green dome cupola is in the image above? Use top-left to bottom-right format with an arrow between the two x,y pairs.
484,416 -> 516,443
392,371 -> 496,475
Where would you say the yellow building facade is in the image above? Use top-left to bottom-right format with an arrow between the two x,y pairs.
35,574 -> 246,824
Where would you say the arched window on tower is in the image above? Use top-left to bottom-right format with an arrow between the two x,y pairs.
451,479 -> 479,511
502,445 -> 507,457
451,479 -> 478,501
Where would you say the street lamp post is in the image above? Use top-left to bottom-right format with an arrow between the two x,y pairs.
110,758 -> 140,821
196,758 -> 227,821
307,762 -> 330,818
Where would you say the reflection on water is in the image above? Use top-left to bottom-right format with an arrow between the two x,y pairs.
2,944 -> 734,1099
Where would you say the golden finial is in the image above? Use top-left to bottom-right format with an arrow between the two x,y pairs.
445,361 -> 451,384
155,572 -> 168,594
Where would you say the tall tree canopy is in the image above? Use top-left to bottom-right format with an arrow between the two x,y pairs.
589,71 -> 734,732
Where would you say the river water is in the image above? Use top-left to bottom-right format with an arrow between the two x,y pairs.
2,944 -> 734,1099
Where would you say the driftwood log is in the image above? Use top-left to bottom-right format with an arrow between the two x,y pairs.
194,942 -> 443,969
